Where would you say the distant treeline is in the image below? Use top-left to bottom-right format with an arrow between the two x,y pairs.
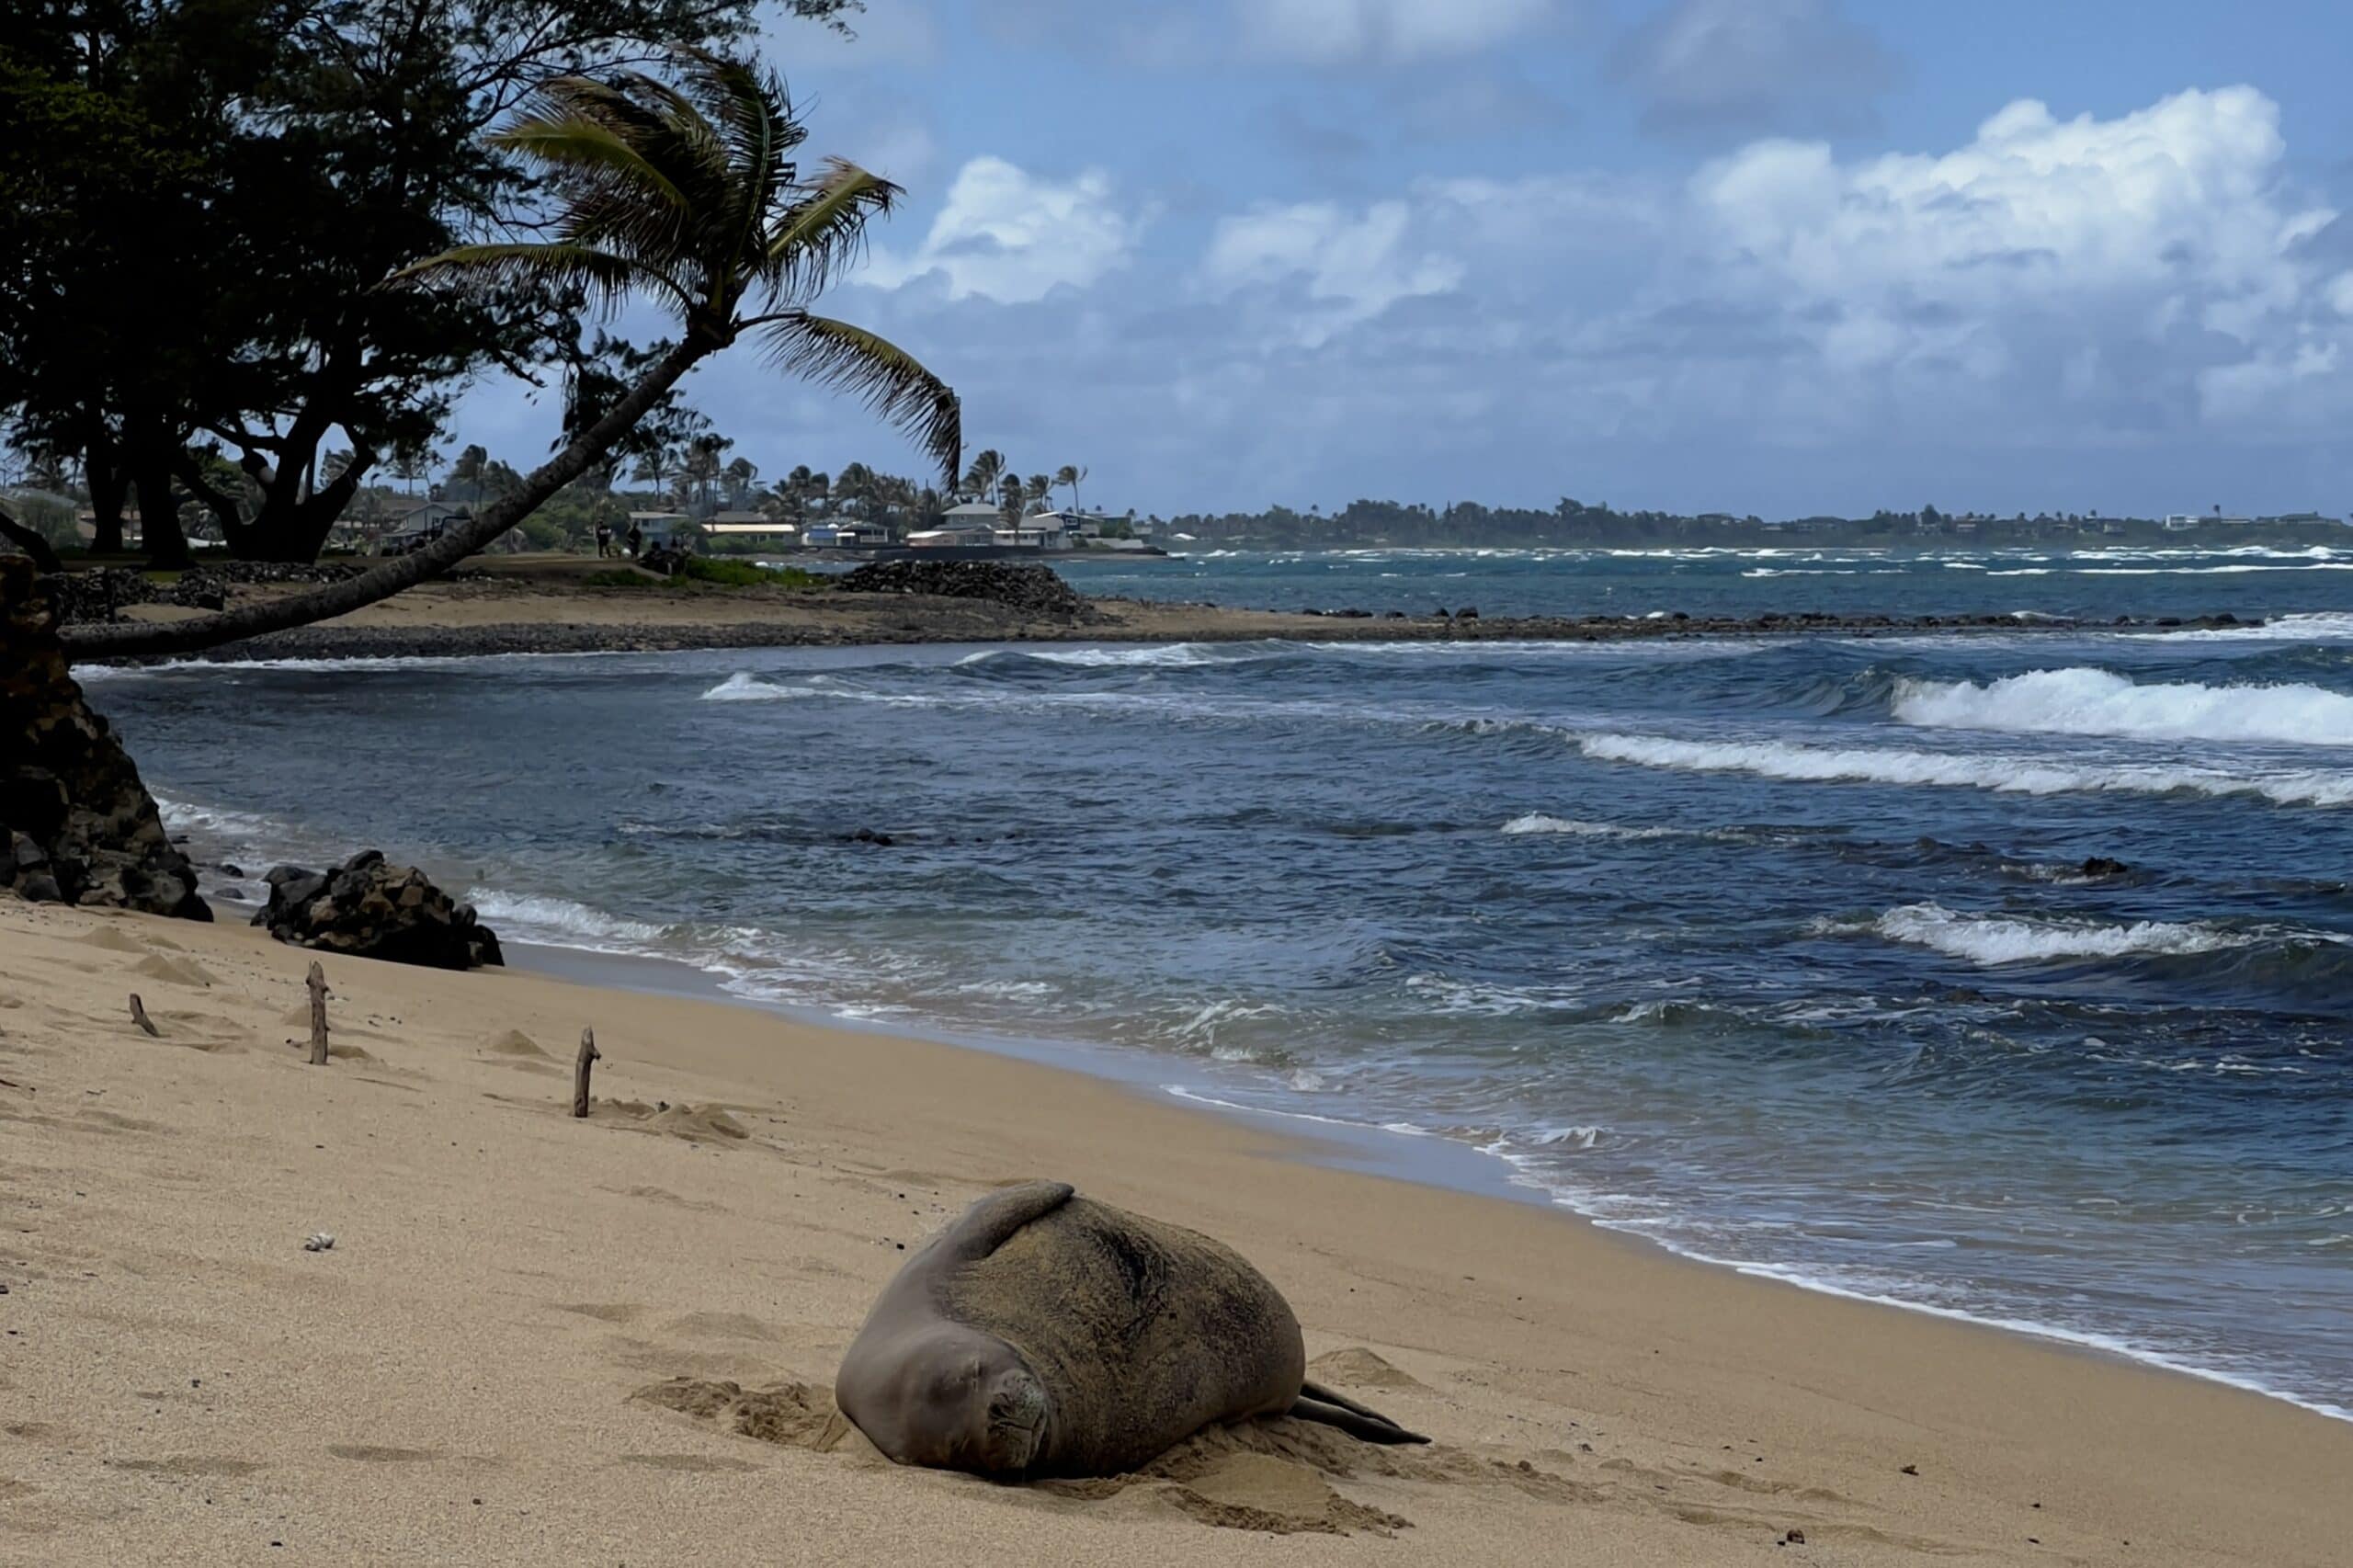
1147,499 -> 2347,550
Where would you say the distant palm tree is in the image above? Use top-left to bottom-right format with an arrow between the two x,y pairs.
722,455 -> 758,509
1053,464 -> 1086,514
1025,475 -> 1054,515
70,50 -> 960,659
683,433 -> 732,517
962,449 -> 1006,505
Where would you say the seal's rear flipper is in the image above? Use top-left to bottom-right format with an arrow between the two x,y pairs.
1289,1381 -> 1430,1446
938,1181 -> 1076,1263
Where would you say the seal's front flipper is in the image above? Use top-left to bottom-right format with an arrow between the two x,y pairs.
938,1181 -> 1076,1262
1288,1382 -> 1430,1446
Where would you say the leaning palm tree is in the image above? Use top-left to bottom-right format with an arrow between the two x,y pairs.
1053,464 -> 1087,514
961,449 -> 1006,506
64,51 -> 960,660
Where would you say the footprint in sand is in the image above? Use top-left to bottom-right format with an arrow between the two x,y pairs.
326,1445 -> 439,1463
74,928 -> 151,956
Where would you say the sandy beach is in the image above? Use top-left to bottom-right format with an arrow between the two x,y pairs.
3,897 -> 2348,1564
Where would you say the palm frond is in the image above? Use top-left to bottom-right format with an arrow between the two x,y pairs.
393,242 -> 694,319
754,312 -> 961,485
759,160 -> 901,305
676,51 -> 801,294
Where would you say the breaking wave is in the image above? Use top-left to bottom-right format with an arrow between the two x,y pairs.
1857,903 -> 2256,965
462,890 -> 667,948
1893,669 -> 2353,747
1575,732 -> 2353,807
1501,813 -> 1688,840
700,672 -> 820,701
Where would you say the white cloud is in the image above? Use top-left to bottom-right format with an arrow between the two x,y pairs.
1685,87 -> 2345,422
1239,0 -> 1562,64
1202,200 -> 1465,341
861,157 -> 1146,303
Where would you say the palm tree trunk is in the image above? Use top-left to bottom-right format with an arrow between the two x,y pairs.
63,336 -> 713,662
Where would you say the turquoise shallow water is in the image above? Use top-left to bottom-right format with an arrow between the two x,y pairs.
85,544 -> 2353,1419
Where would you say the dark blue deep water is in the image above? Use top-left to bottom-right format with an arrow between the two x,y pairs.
85,545 -> 2353,1420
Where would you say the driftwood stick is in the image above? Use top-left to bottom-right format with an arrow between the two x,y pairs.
128,994 -> 159,1037
573,1028 -> 600,1119
306,962 -> 330,1065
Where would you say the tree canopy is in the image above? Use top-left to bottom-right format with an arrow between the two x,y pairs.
0,0 -> 864,563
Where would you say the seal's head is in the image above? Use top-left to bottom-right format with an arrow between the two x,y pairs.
843,1323 -> 1052,1475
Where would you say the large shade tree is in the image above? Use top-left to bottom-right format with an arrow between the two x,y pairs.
1,0 -> 867,564
64,50 -> 960,659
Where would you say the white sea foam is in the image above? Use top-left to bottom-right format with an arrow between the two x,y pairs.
1575,732 -> 2353,807
154,795 -> 290,846
700,672 -> 819,701
1859,903 -> 2253,965
462,890 -> 667,947
1893,669 -> 2353,747
1501,813 -> 1687,840
2144,611 -> 2353,642
985,643 -> 1261,668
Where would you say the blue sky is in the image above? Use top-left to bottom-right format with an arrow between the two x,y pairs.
460,0 -> 2353,519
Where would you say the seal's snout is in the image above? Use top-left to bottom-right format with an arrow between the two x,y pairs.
983,1369 -> 1048,1472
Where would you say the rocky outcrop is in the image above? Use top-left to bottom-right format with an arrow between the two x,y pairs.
0,559 -> 210,919
835,560 -> 1091,618
252,851 -> 503,970
50,560 -> 384,625
50,567 -> 233,624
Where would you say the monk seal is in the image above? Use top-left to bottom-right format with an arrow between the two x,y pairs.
835,1180 -> 1427,1478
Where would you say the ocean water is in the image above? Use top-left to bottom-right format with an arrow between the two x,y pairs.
83,544 -> 2353,1420
1055,540 -> 2353,622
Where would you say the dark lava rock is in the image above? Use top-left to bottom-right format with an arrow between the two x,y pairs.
835,560 -> 1088,617
848,828 -> 896,847
1456,606 -> 1480,620
0,560 -> 209,918
252,850 -> 502,970
2079,857 -> 2131,879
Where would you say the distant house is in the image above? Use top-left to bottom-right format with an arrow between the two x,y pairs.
376,500 -> 472,554
706,512 -> 800,549
2162,515 -> 2200,531
908,503 -> 1004,548
2260,511 -> 2337,526
995,517 -> 1069,551
627,510 -> 694,549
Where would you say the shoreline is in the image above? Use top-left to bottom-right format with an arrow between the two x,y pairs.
513,926 -> 2353,1429
4,895 -> 2349,1562
112,629 -> 2351,1430
75,573 -> 2270,665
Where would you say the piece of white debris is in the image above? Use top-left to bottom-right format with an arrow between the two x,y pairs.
303,1233 -> 336,1253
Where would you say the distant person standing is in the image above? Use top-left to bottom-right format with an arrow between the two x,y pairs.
626,521 -> 644,560
594,522 -> 612,558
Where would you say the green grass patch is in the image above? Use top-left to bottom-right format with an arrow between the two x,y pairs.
679,555 -> 829,589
